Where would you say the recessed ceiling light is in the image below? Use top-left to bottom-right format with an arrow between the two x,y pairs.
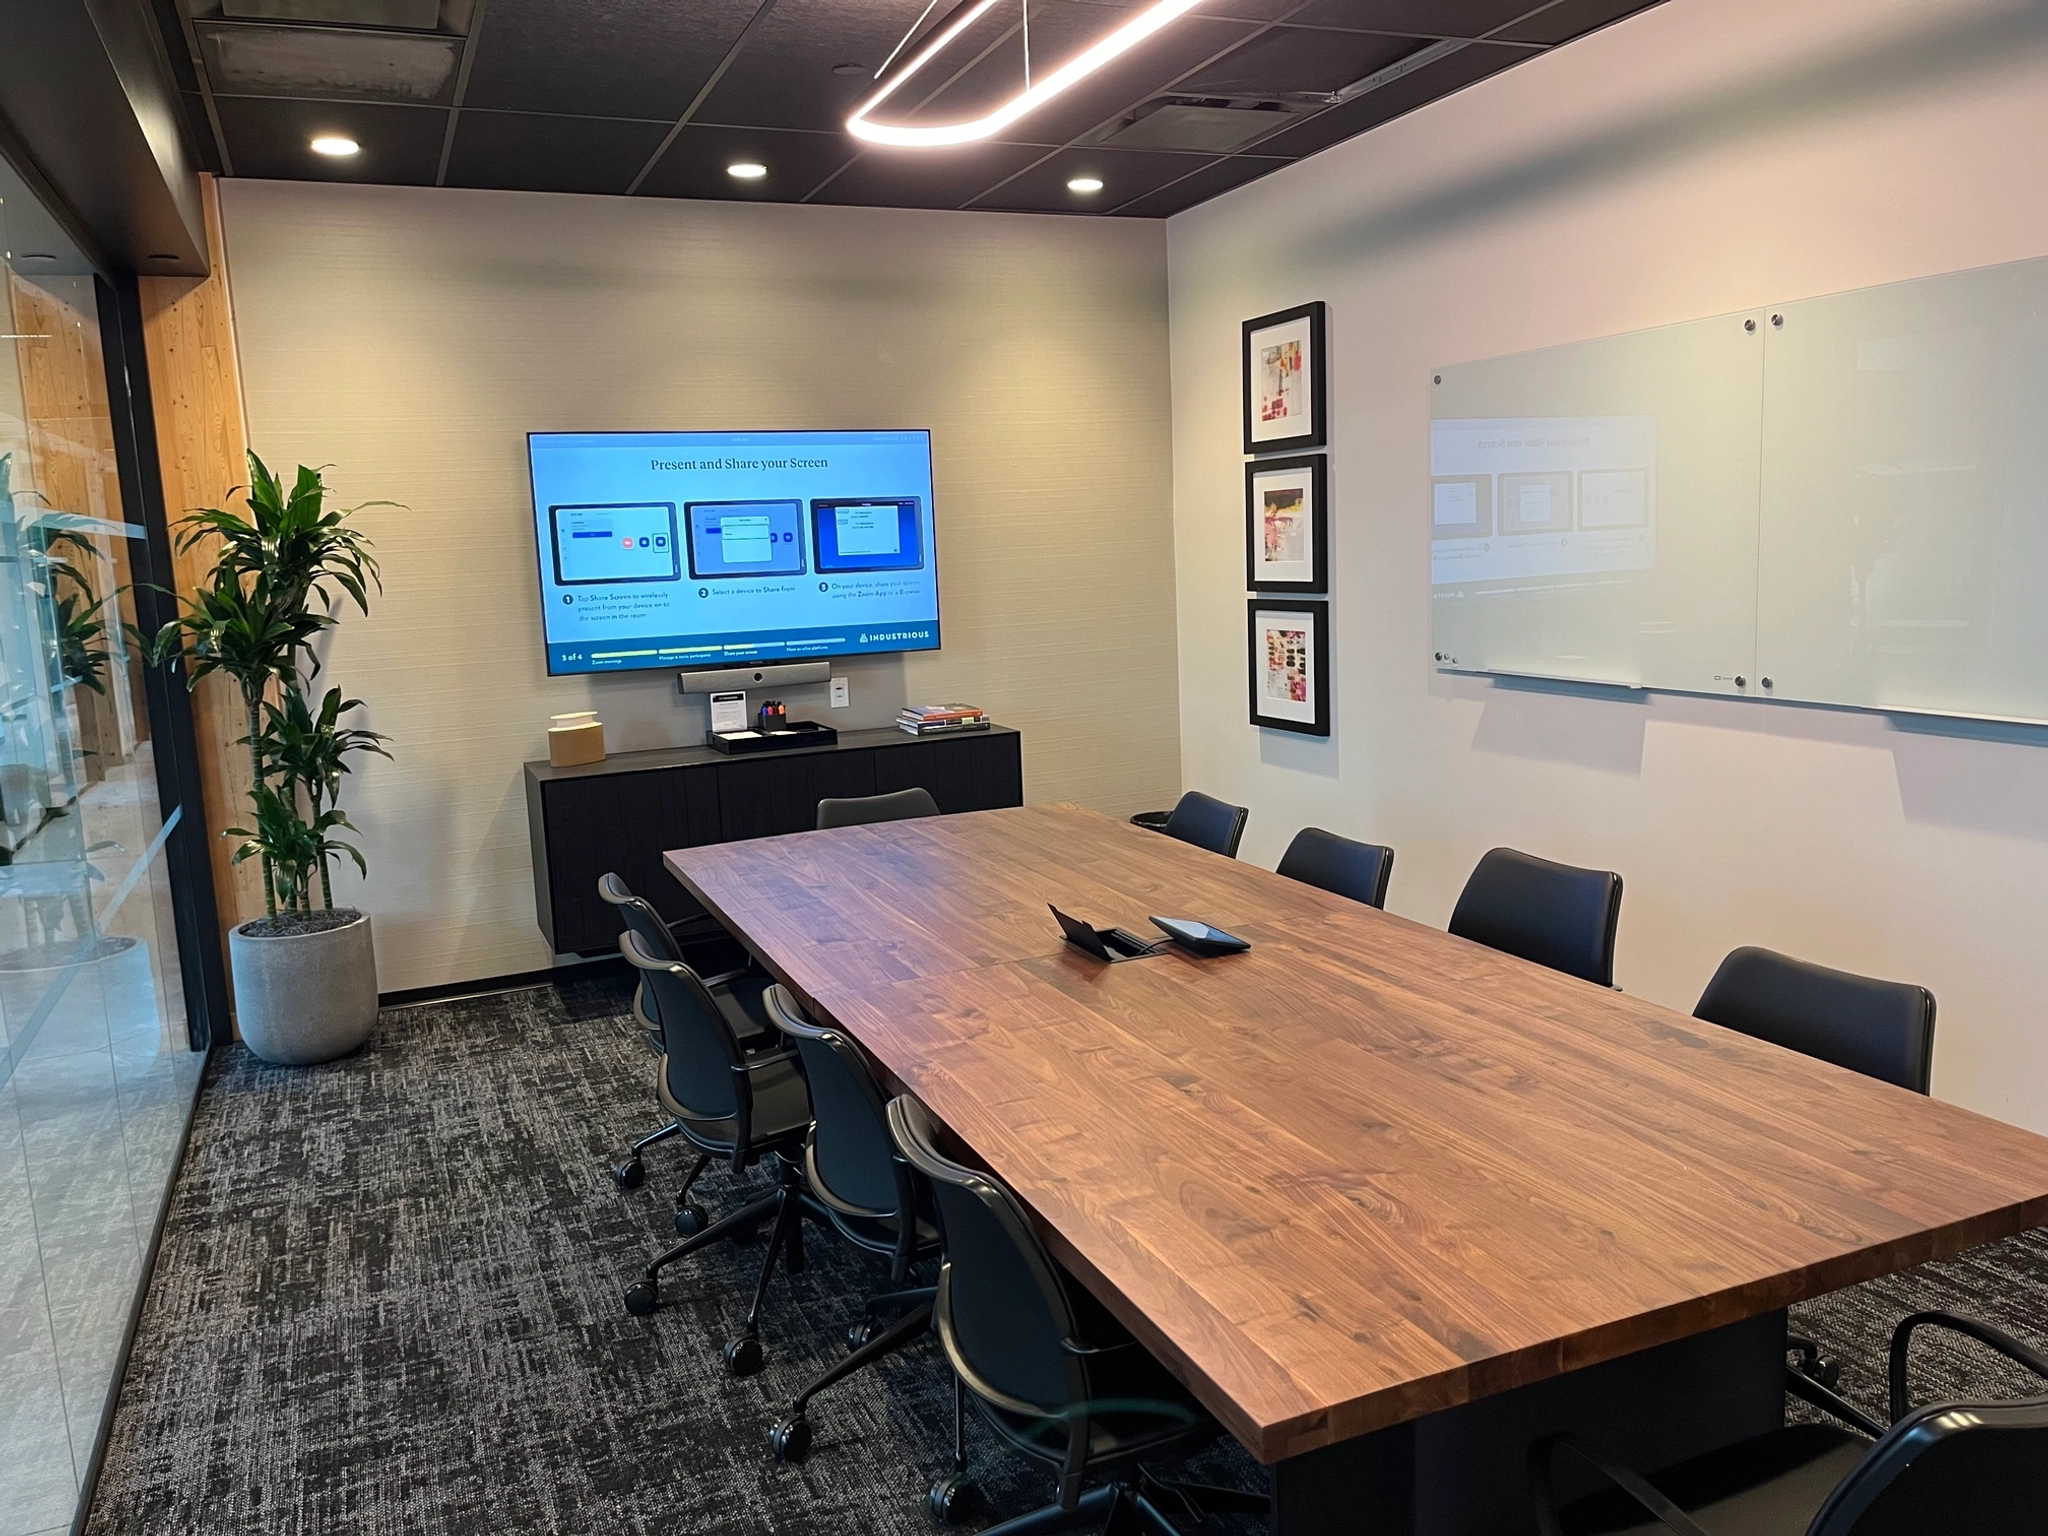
1067,176 -> 1104,193
727,162 -> 768,180
831,63 -> 866,76
310,135 -> 360,157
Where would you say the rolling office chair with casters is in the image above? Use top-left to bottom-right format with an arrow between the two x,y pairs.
1275,826 -> 1395,909
616,928 -> 814,1376
760,985 -> 941,1466
1693,946 -> 1936,1095
816,785 -> 940,829
598,871 -> 771,1195
1526,1309 -> 2048,1535
1158,790 -> 1249,858
1448,846 -> 1623,987
888,1094 -> 1270,1534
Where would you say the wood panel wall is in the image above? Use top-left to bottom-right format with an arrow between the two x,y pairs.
138,173 -> 261,953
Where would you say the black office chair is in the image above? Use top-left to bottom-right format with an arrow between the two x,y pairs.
1159,791 -> 1249,859
888,1095 -> 1269,1532
616,928 -> 814,1376
761,986 -> 940,1465
817,785 -> 940,830
1528,1309 -> 2048,1534
600,872 -> 770,1191
1275,827 -> 1395,909
1448,847 -> 1623,987
1693,947 -> 1936,1095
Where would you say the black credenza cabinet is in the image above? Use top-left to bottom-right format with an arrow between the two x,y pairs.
524,725 -> 1023,955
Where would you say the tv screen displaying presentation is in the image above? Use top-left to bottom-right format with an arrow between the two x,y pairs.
528,430 -> 940,676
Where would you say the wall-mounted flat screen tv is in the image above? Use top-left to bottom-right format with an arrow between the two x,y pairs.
529,429 -> 940,676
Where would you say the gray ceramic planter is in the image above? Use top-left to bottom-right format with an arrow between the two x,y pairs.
229,910 -> 378,1065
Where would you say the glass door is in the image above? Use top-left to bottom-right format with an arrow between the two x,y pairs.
0,174 -> 206,1536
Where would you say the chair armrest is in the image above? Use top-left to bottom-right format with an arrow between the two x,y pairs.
1889,1310 -> 2048,1423
733,1049 -> 800,1076
1061,1336 -> 1142,1357
1528,1434 -> 1712,1536
700,967 -> 749,990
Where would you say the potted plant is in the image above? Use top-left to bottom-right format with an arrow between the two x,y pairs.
148,454 -> 392,1064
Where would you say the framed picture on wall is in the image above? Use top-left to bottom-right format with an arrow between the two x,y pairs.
1242,301 -> 1326,455
1247,598 -> 1329,736
1245,455 -> 1327,592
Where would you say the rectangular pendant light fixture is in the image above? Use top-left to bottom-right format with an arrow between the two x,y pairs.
848,0 -> 1210,148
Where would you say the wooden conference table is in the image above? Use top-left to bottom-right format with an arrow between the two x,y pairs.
667,804 -> 2048,1534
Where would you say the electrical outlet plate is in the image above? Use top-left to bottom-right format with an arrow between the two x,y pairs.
829,677 -> 850,708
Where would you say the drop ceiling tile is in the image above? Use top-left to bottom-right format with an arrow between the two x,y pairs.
968,145 -> 1220,213
693,0 -> 957,133
1283,0 -> 1555,35
198,20 -> 463,104
213,96 -> 447,181
637,124 -> 860,202
461,0 -> 763,120
1104,152 -> 1287,216
1238,38 -> 1521,157
444,111 -> 671,194
804,141 -> 1051,211
904,10 -> 1263,148
1493,0 -> 1665,46
1172,25 -> 1419,98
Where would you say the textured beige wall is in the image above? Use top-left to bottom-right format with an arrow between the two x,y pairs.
1169,0 -> 2048,1133
219,180 -> 1178,992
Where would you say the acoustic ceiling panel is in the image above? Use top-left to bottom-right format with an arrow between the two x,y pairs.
212,95 -> 446,181
969,145 -> 1223,214
459,0 -> 764,121
634,123 -> 860,202
443,110 -> 672,196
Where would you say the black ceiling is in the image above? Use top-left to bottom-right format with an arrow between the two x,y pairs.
150,0 -> 1667,219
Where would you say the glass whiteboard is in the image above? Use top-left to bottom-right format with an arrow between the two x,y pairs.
1758,258 -> 2048,722
1431,311 -> 1765,693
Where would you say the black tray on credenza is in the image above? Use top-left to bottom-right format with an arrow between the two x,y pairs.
706,720 -> 839,755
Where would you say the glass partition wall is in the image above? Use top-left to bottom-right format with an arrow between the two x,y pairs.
1,176 -> 207,1535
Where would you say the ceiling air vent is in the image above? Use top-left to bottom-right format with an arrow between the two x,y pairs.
1092,98 -> 1302,154
220,0 -> 442,29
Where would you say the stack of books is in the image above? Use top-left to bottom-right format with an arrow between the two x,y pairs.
898,703 -> 990,736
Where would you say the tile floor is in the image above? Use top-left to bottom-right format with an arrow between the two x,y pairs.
0,763 -> 203,1536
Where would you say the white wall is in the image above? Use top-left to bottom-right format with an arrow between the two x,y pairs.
1168,0 -> 2048,1131
220,181 -> 1179,992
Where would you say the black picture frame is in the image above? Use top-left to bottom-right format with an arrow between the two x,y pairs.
1242,301 -> 1326,456
1247,598 -> 1330,737
1245,454 -> 1327,593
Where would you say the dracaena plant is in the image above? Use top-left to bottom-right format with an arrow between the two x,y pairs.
148,453 -> 395,919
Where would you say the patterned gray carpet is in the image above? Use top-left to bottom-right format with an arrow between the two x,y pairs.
82,970 -> 2048,1534
81,971 -> 1260,1535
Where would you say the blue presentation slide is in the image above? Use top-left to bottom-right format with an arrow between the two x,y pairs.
529,430 -> 940,675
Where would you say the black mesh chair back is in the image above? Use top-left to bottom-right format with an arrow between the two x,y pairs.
1693,946 -> 1936,1094
1448,847 -> 1623,987
817,786 -> 940,830
620,929 -> 746,1123
1161,791 -> 1249,858
889,1096 -> 1079,1418
1810,1396 -> 2048,1535
765,987 -> 906,1218
1276,827 -> 1394,909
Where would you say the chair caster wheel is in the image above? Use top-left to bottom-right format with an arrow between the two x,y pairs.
724,1335 -> 765,1376
928,1475 -> 974,1524
674,1201 -> 709,1237
1801,1355 -> 1843,1391
613,1159 -> 644,1191
848,1317 -> 880,1350
623,1279 -> 659,1316
769,1415 -> 812,1464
